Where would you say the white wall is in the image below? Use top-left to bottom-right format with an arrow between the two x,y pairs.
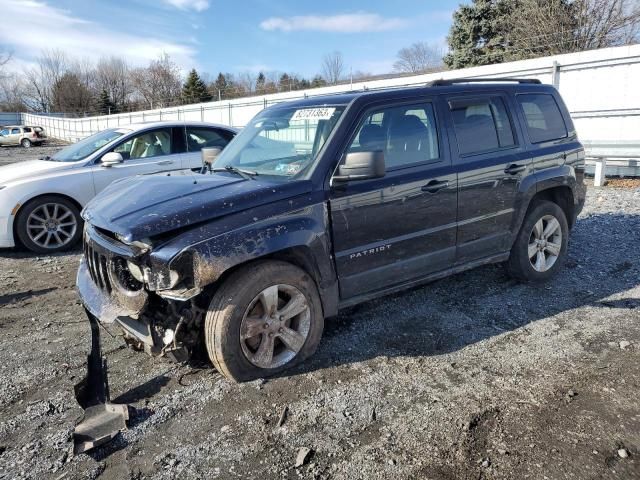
22,44 -> 640,147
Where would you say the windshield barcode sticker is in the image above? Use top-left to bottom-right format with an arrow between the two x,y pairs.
291,108 -> 336,121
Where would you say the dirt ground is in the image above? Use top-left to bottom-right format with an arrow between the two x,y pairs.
0,145 -> 638,480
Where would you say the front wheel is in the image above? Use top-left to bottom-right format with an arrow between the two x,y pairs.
15,196 -> 83,253
205,260 -> 324,382
506,200 -> 569,282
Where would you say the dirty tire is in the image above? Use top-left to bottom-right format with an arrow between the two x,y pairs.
21,138 -> 31,148
205,260 -> 324,382
506,200 -> 569,282
15,195 -> 82,253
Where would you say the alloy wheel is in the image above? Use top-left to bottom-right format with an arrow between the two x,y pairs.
240,284 -> 311,369
26,203 -> 78,249
528,214 -> 562,272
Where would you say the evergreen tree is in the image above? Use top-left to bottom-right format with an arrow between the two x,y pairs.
96,89 -> 115,114
182,68 -> 212,104
444,0 -> 515,69
255,72 -> 266,93
212,72 -> 228,99
310,75 -> 327,88
278,73 -> 291,91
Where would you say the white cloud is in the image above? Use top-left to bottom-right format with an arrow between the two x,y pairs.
260,12 -> 408,33
0,0 -> 198,69
163,0 -> 209,12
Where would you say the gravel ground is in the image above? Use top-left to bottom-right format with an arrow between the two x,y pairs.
0,143 -> 68,166
0,146 -> 638,479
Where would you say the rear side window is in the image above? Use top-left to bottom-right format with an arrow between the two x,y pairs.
23,127 -> 32,133
517,94 -> 567,143
186,127 -> 233,152
449,97 -> 515,156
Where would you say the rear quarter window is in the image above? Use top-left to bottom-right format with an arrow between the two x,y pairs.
517,93 -> 568,143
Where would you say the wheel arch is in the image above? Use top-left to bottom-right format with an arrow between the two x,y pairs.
12,192 -> 84,247
200,245 -> 337,319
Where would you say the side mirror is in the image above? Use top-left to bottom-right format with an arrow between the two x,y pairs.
201,147 -> 222,172
101,152 -> 124,167
332,151 -> 385,183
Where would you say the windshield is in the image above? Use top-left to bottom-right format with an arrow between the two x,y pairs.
51,128 -> 130,162
213,105 -> 345,178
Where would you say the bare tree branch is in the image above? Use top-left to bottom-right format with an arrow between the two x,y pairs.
321,51 -> 344,84
393,42 -> 444,73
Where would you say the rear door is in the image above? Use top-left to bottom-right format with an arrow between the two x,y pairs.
444,93 -> 530,264
8,127 -> 21,145
329,98 -> 458,299
90,127 -> 183,193
181,126 -> 235,170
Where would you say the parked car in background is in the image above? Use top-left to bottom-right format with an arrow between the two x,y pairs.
0,121 -> 237,253
0,125 -> 47,148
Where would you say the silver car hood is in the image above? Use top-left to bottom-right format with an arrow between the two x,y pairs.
0,159 -> 77,185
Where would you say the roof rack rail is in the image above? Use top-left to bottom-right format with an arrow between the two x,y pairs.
429,77 -> 542,86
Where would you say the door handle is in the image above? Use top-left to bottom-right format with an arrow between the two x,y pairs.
157,160 -> 174,166
421,180 -> 449,193
504,164 -> 526,175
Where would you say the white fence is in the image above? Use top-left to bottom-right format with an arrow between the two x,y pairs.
20,44 -> 640,175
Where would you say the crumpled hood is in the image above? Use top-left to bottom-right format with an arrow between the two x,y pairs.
83,173 -> 313,242
0,159 -> 75,184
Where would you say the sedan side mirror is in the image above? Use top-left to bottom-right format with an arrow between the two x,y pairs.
201,147 -> 222,173
101,152 -> 124,167
332,151 -> 385,183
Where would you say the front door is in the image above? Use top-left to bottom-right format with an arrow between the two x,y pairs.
329,100 -> 457,300
1,127 -> 21,146
91,127 -> 184,193
445,94 -> 530,264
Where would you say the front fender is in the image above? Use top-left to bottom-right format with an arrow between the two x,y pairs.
148,194 -> 338,315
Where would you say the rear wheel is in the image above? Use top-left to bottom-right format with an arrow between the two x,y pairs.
16,196 -> 82,253
506,200 -> 568,282
21,138 -> 32,148
205,260 -> 324,382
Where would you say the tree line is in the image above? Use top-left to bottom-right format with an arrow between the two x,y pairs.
0,0 -> 637,116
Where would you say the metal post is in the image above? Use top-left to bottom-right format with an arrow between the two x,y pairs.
594,158 -> 607,187
551,61 -> 560,89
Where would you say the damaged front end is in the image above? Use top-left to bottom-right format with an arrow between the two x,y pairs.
74,225 -> 205,453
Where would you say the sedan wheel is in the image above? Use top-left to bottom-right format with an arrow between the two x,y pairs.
16,196 -> 83,253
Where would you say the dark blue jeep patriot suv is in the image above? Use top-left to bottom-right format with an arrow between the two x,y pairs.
73,78 -> 586,450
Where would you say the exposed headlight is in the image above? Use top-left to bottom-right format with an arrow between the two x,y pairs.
127,260 -> 145,282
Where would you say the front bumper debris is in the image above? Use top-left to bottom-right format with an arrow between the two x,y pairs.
73,309 -> 129,454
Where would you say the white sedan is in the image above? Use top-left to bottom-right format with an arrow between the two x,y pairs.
0,121 -> 237,253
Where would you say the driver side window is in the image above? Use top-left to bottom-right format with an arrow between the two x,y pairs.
347,102 -> 440,169
114,128 -> 172,160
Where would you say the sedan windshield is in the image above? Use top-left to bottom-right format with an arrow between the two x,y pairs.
213,106 -> 345,178
51,128 -> 130,162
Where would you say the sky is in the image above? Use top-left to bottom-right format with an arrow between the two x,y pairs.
0,0 -> 463,78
